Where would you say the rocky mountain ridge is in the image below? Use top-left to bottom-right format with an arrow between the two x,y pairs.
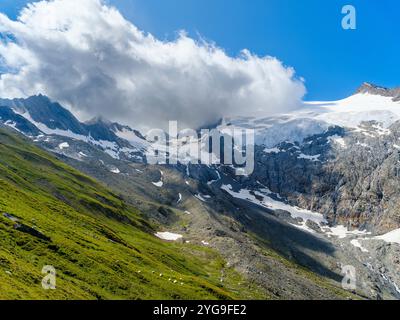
356,82 -> 400,102
2,85 -> 400,299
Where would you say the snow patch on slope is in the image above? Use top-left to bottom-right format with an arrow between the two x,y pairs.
195,194 -> 208,202
58,142 -> 69,150
374,229 -> 400,245
152,170 -> 164,187
114,127 -> 148,150
4,120 -> 23,134
350,239 -> 369,253
220,184 -> 373,242
16,111 -> 123,159
328,135 -> 346,148
110,167 -> 120,174
297,153 -> 321,162
155,232 -> 183,241
152,181 -> 163,187
220,184 -> 326,225
264,147 -> 281,154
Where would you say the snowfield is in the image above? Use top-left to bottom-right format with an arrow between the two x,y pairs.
194,194 -> 208,202
152,181 -> 163,187
306,93 -> 400,129
221,184 -> 327,225
324,225 -> 370,239
219,93 -> 400,148
110,167 -> 120,174
350,239 -> 369,253
58,142 -> 70,150
220,184 -> 375,240
155,232 -> 183,241
4,120 -> 21,133
374,229 -> 400,245
297,153 -> 321,162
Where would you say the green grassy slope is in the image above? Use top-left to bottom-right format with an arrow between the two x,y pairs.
0,129 -> 265,300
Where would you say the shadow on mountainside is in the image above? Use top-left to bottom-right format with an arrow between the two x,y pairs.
219,196 -> 342,283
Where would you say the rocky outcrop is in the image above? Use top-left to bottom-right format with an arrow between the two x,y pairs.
230,122 -> 400,233
356,82 -> 400,102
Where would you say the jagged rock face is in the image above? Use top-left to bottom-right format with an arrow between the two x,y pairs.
233,122 -> 400,233
356,82 -> 400,102
0,95 -> 147,160
0,106 -> 42,136
1,86 -> 400,234
0,95 -> 142,145
0,95 -> 87,134
2,89 -> 400,299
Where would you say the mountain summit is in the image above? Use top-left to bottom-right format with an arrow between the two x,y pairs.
356,82 -> 400,101
2,88 -> 400,299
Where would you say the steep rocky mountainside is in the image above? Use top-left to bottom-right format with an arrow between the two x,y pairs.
2,83 -> 400,299
0,128 -> 271,300
216,84 -> 400,234
0,123 -> 358,300
238,122 -> 400,233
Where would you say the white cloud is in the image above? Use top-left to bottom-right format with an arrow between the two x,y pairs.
0,0 -> 306,130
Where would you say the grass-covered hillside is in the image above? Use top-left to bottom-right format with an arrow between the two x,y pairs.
0,128 -> 265,300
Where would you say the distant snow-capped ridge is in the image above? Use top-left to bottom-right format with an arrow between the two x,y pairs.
1,83 -> 400,156
356,82 -> 400,102
219,83 -> 400,148
0,94 -> 148,160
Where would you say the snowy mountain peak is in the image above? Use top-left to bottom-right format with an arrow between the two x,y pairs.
0,95 -> 149,161
220,86 -> 400,148
356,82 -> 400,101
356,82 -> 390,94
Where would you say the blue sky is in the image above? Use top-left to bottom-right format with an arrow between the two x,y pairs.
1,0 -> 399,100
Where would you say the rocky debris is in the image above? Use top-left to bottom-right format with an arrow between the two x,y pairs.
14,223 -> 51,242
3,212 -> 19,222
214,229 -> 228,237
270,209 -> 301,225
306,220 -> 323,233
231,121 -> 400,233
5,91 -> 400,299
